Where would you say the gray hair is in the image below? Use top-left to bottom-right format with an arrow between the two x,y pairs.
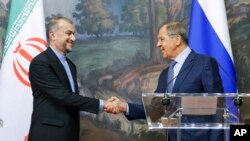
46,16 -> 73,36
164,22 -> 188,44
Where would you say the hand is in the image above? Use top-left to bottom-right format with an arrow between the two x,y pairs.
103,96 -> 118,113
104,96 -> 127,114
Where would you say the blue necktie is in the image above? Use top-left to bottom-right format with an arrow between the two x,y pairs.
167,61 -> 177,93
62,57 -> 76,92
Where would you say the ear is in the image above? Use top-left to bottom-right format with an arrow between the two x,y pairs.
175,35 -> 181,46
49,31 -> 56,40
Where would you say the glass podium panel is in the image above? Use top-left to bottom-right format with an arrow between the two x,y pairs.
142,93 -> 250,130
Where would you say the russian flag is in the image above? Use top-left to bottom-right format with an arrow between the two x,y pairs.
189,0 -> 238,120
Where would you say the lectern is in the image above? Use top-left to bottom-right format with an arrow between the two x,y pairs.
142,93 -> 249,141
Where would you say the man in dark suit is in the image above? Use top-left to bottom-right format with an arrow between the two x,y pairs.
28,16 -> 115,141
106,22 -> 224,141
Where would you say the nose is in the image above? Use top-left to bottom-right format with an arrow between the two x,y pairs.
71,34 -> 76,41
156,41 -> 161,48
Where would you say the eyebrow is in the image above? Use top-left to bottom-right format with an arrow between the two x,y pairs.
168,33 -> 179,36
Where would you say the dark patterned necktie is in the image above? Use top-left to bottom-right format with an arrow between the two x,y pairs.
167,61 -> 177,93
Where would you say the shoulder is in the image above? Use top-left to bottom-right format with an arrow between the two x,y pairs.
31,48 -> 51,65
191,51 -> 217,64
32,51 -> 46,62
159,67 -> 168,76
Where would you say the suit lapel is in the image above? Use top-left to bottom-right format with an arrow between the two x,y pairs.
173,51 -> 196,92
45,47 -> 72,90
66,58 -> 78,93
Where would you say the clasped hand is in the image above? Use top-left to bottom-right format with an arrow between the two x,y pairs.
104,97 -> 127,114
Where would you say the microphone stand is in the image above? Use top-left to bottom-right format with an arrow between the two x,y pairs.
233,93 -> 242,123
217,62 -> 240,122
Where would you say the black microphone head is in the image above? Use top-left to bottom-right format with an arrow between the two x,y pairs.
162,98 -> 170,106
233,96 -> 243,107
162,94 -> 170,106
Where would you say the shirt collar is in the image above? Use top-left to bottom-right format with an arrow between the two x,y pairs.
50,47 -> 66,62
174,46 -> 191,65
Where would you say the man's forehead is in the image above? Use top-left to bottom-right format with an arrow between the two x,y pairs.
58,22 -> 75,30
158,28 -> 167,37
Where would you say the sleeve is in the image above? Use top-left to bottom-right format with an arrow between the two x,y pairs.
125,103 -> 146,120
29,57 -> 100,114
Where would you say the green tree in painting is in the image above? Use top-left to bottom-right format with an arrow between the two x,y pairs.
73,0 -> 116,37
119,0 -> 149,36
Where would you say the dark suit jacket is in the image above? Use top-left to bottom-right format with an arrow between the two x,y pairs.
28,47 -> 99,141
126,50 -> 224,141
127,50 -> 223,120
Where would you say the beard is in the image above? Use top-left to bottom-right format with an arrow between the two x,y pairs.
66,47 -> 72,53
64,43 -> 73,53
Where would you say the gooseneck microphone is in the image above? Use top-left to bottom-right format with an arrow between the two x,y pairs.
162,93 -> 171,106
162,59 -> 195,106
216,62 -> 241,107
233,95 -> 242,107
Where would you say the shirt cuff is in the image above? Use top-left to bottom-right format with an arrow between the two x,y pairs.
125,103 -> 129,115
99,99 -> 104,111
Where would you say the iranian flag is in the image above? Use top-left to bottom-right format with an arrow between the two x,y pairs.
0,0 -> 47,140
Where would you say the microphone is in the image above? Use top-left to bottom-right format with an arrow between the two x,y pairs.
162,59 -> 195,106
233,95 -> 242,107
216,62 -> 241,107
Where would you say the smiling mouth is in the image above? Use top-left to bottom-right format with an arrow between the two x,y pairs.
68,42 -> 74,45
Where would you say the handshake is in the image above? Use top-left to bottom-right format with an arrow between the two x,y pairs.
103,97 -> 128,114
